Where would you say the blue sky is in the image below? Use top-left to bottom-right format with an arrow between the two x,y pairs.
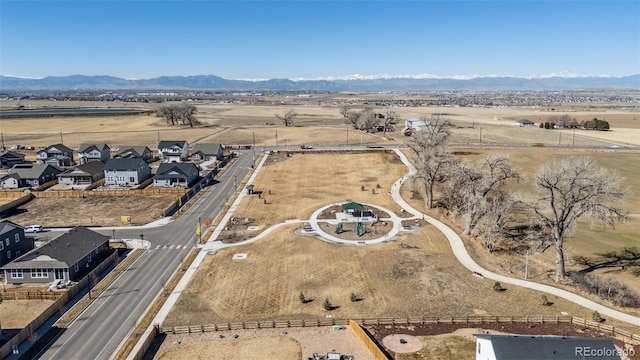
1,1 -> 639,79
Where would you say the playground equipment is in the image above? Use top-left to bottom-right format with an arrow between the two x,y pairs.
335,223 -> 343,234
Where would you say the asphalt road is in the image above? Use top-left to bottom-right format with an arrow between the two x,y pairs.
36,151 -> 255,360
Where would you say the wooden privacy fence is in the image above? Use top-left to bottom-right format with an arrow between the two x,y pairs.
0,251 -> 119,360
348,320 -> 390,360
161,315 -> 640,345
0,291 -> 63,301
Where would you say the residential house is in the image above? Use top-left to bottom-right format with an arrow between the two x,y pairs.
158,140 -> 189,163
0,151 -> 27,169
78,143 -> 110,164
0,164 -> 62,189
153,162 -> 199,188
191,143 -> 225,161
36,144 -> 74,167
1,227 -> 110,284
0,221 -> 34,267
103,158 -> 151,187
474,334 -> 622,360
57,161 -> 105,187
114,146 -> 153,162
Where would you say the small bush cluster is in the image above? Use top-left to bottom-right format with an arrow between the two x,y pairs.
569,272 -> 640,307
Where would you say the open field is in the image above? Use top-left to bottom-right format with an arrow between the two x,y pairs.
1,100 -> 638,149
231,152 -> 407,234
0,195 -> 176,227
165,151 -> 639,333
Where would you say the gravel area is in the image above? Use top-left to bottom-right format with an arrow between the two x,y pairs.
148,326 -> 376,360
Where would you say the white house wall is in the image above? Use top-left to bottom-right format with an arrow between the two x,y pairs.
476,338 -> 497,360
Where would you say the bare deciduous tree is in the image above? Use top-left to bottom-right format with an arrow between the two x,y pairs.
383,109 -> 398,137
276,110 -> 297,127
442,155 -> 520,235
359,109 -> 378,132
158,103 -> 198,127
473,194 -> 517,252
532,156 -> 628,282
339,105 -> 351,119
407,116 -> 451,209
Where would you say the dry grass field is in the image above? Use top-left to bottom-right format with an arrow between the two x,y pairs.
1,100 -> 638,150
400,148 -> 640,308
1,195 -> 176,227
166,151 -> 639,333
395,334 -> 476,360
232,152 -> 407,233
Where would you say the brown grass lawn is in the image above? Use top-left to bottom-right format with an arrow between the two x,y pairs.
166,152 -> 639,332
396,334 -> 476,360
0,300 -> 54,329
0,195 -> 176,227
232,152 -> 408,232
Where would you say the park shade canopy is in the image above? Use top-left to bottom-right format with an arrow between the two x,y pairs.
342,202 -> 364,211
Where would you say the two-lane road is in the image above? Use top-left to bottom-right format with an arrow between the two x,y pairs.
36,151 -> 255,360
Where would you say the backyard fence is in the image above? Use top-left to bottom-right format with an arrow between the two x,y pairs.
0,291 -> 63,301
0,251 -> 119,360
160,315 -> 640,345
348,319 -> 391,360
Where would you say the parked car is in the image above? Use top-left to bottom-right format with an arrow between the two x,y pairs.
300,144 -> 313,149
24,225 -> 44,233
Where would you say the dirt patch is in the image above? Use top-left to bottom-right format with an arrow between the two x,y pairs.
1,195 -> 176,227
147,327 -> 375,360
382,334 -> 423,353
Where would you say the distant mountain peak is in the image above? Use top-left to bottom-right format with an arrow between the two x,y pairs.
0,73 -> 637,91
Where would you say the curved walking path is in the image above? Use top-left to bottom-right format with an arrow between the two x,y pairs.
390,149 -> 640,327
133,148 -> 637,358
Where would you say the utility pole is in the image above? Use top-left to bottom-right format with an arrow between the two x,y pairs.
558,132 -> 562,146
346,128 -> 349,145
572,130 -> 575,147
60,132 -> 64,145
525,251 -> 529,279
275,131 -> 278,148
479,127 -> 483,143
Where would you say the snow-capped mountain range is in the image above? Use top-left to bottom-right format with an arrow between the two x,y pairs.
1,73 -> 638,91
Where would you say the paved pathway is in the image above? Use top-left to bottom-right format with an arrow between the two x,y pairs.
130,149 -> 638,358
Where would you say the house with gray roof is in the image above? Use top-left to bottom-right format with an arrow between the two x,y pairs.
1,226 -> 110,284
191,143 -> 225,161
0,221 -> 34,267
37,143 -> 74,166
114,146 -> 153,162
0,151 -> 27,169
104,158 -> 151,187
78,143 -> 110,164
0,164 -> 62,189
474,333 -> 622,360
153,162 -> 199,188
57,161 -> 105,187
158,140 -> 189,163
